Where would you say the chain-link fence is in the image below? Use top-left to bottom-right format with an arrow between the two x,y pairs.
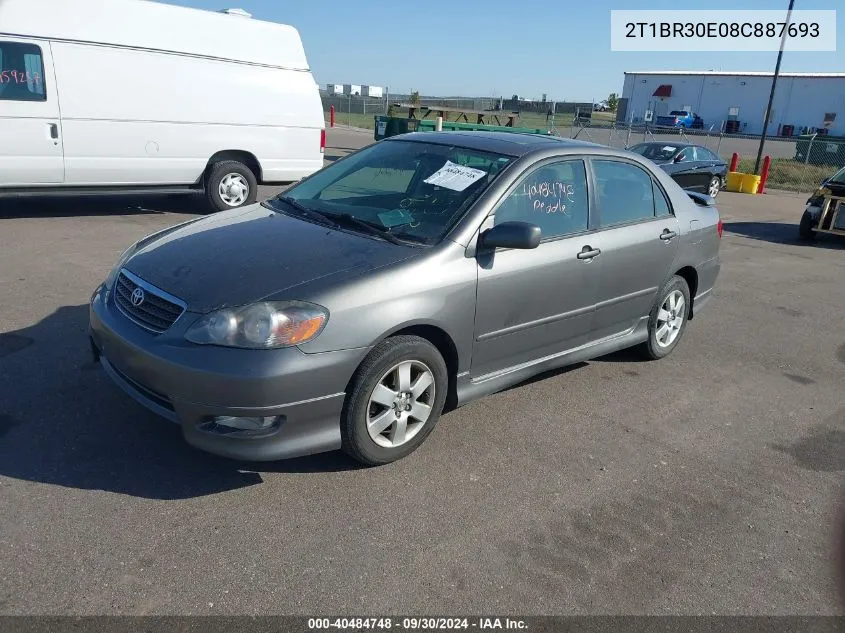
549,120 -> 841,194
320,95 -> 842,194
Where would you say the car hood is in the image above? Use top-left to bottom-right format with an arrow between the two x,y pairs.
123,204 -> 419,313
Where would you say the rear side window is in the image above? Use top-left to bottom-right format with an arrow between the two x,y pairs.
653,181 -> 672,217
0,42 -> 46,102
594,160 -> 658,227
700,148 -> 720,162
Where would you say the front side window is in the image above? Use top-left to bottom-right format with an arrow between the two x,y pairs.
594,160 -> 659,227
493,160 -> 589,240
0,42 -> 46,102
271,140 -> 513,244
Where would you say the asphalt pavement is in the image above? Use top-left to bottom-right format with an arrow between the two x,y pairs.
1,127 -> 844,615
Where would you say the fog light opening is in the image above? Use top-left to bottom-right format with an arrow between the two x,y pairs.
198,415 -> 283,436
214,415 -> 280,430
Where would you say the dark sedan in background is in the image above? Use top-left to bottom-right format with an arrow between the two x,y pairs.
628,142 -> 727,198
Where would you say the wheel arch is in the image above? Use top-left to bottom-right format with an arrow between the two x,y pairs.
365,322 -> 461,412
203,150 -> 263,185
673,265 -> 699,319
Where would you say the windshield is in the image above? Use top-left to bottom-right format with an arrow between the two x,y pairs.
828,166 -> 845,184
629,144 -> 679,161
267,140 -> 513,245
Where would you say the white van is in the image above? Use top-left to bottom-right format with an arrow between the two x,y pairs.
0,0 -> 325,211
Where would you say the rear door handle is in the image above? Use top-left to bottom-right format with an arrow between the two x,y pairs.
659,229 -> 678,241
48,123 -> 59,139
577,246 -> 601,260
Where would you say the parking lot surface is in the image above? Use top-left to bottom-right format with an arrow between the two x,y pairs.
1,128 -> 844,615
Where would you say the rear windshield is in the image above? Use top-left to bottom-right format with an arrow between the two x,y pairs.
629,144 -> 678,161
269,140 -> 513,245
669,111 -> 689,116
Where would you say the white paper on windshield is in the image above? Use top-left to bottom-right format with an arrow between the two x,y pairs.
662,146 -> 677,152
423,161 -> 486,191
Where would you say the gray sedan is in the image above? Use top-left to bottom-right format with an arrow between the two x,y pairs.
89,131 -> 722,466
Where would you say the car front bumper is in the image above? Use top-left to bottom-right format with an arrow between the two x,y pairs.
88,284 -> 369,461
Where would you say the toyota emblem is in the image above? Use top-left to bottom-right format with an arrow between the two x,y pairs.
130,287 -> 145,307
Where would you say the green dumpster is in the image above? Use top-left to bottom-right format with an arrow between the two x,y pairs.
415,120 -> 552,135
374,115 -> 389,141
373,116 -> 420,141
795,134 -> 845,166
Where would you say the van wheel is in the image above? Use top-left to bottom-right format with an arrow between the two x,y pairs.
341,336 -> 448,466
205,161 -> 257,212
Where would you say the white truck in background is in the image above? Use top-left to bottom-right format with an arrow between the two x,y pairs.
0,0 -> 325,212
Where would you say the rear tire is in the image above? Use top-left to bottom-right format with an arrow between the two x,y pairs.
639,275 -> 691,361
341,336 -> 448,466
708,176 -> 722,198
799,210 -> 817,240
205,160 -> 257,212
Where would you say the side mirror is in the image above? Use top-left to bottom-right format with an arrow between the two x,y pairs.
480,221 -> 541,250
673,154 -> 684,163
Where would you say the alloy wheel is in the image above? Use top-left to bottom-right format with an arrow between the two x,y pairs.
655,290 -> 685,348
366,360 -> 435,448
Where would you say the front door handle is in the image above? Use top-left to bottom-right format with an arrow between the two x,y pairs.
577,246 -> 601,260
659,229 -> 678,241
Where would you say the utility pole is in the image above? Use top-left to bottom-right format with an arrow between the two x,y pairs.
754,0 -> 795,174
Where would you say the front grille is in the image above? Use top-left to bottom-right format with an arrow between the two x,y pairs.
114,270 -> 185,333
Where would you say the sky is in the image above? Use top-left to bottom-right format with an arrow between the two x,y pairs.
161,0 -> 843,102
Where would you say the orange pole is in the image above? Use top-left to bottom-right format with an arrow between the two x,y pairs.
759,155 -> 771,193
729,152 -> 739,172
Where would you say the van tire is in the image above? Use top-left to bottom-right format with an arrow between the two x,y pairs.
205,160 -> 257,212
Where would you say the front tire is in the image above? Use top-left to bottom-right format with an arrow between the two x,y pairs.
639,275 -> 691,360
341,335 -> 448,466
799,210 -> 817,240
205,160 -> 258,212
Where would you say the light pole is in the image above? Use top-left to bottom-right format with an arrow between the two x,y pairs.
754,0 -> 795,174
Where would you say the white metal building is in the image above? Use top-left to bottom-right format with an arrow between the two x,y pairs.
619,71 -> 845,136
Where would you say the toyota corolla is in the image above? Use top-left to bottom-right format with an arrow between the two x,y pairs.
89,131 -> 722,466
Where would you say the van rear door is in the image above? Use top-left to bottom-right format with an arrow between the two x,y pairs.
0,38 -> 63,185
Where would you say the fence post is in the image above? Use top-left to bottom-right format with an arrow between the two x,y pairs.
329,105 -> 335,128
716,132 -> 723,155
625,122 -> 631,148
435,116 -> 443,132
805,132 -> 818,165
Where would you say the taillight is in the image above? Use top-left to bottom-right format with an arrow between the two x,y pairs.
717,218 -> 723,238
320,129 -> 326,153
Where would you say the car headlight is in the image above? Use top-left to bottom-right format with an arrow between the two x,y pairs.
185,301 -> 328,349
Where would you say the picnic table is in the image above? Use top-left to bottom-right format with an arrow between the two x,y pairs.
394,103 -> 520,127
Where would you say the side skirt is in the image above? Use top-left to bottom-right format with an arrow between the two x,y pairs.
455,317 -> 649,407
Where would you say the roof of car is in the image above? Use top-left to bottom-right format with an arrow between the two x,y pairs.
387,131 -> 603,157
632,141 -> 696,148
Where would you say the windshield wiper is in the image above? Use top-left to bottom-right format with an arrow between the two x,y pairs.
265,196 -> 341,229
330,213 -> 406,245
